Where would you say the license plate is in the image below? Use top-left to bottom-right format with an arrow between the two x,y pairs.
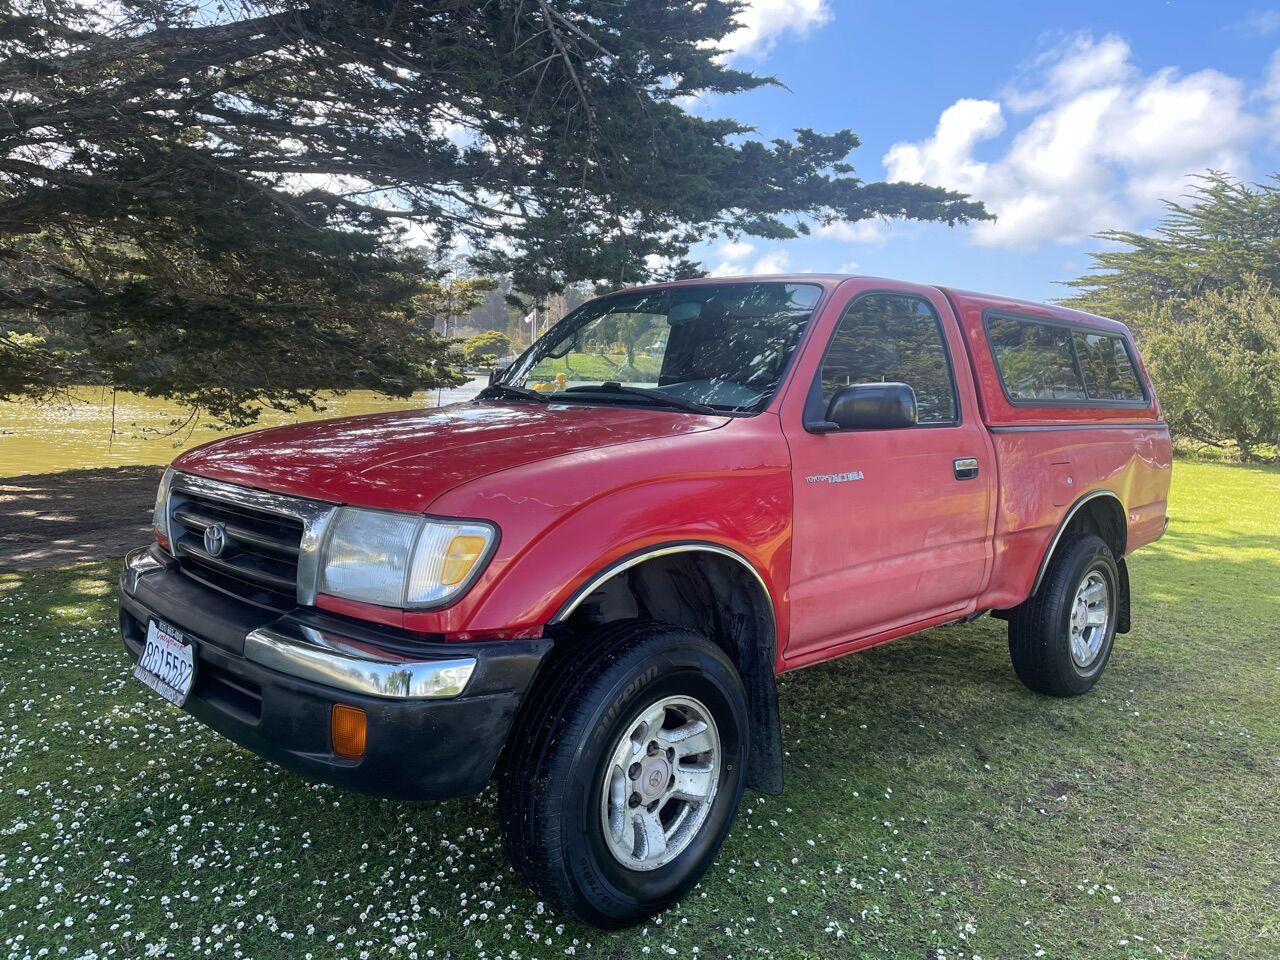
133,620 -> 197,707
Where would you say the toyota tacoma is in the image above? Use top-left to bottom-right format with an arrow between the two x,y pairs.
119,275 -> 1171,927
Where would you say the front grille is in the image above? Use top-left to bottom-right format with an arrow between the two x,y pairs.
170,487 -> 305,601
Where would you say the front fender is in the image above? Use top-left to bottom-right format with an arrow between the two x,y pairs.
465,472 -> 790,638
416,417 -> 793,642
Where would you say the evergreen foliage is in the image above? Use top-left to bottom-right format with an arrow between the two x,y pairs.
1061,172 -> 1280,325
0,0 -> 987,423
1063,173 -> 1280,460
1141,280 -> 1280,460
461,330 -> 514,366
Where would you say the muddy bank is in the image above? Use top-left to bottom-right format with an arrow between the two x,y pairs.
0,466 -> 162,572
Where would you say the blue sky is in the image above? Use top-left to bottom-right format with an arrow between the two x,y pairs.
692,0 -> 1280,302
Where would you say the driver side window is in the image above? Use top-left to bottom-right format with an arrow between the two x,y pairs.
818,294 -> 958,425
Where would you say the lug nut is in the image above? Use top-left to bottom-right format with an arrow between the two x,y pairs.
628,762 -> 641,779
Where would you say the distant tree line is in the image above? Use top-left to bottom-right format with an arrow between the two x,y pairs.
0,0 -> 987,425
1064,172 -> 1280,462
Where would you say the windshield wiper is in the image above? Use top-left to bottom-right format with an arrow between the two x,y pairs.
476,383 -> 549,403
563,381 -> 717,415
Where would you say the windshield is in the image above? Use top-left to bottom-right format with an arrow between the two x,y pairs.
496,282 -> 823,413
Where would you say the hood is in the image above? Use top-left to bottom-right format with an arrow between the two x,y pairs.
173,401 -> 729,513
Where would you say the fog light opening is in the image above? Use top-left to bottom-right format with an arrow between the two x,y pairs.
331,704 -> 367,760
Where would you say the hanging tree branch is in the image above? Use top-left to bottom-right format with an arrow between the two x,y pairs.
0,0 -> 989,423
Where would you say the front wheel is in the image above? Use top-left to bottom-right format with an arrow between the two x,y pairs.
498,621 -> 749,928
1009,534 -> 1120,696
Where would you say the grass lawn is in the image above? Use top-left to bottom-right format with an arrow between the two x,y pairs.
1,460 -> 1276,960
529,351 -> 662,384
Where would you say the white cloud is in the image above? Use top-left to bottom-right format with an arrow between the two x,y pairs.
749,249 -> 791,274
1265,49 -> 1280,101
1226,10 -> 1280,37
711,240 -> 791,275
883,98 -> 1005,190
1004,34 -> 1134,111
721,0 -> 831,60
878,34 -> 1278,250
819,219 -> 891,245
712,240 -> 756,274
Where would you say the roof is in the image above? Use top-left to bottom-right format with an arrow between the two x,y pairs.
618,273 -> 1128,332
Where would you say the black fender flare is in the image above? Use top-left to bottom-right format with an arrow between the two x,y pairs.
1116,555 -> 1131,634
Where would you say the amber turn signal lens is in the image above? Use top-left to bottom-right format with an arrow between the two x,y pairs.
440,534 -> 488,586
331,704 -> 367,760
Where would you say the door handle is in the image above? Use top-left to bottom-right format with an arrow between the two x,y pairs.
953,457 -> 979,480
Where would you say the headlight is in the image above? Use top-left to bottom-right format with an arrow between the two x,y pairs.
152,467 -> 176,551
318,508 -> 497,608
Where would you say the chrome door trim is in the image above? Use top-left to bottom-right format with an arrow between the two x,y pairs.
988,422 -> 1169,433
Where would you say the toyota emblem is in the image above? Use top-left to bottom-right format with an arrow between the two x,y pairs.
203,522 -> 228,558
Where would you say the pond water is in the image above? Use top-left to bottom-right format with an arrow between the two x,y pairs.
0,379 -> 486,476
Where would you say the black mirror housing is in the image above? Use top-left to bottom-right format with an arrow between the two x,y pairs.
823,382 -> 918,431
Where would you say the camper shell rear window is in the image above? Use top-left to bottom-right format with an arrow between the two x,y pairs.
984,312 -> 1147,407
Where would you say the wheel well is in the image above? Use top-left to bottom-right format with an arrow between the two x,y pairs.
555,548 -> 784,795
1015,492 -> 1129,628
1061,494 -> 1127,560
1033,494 -> 1127,595
1056,495 -> 1129,633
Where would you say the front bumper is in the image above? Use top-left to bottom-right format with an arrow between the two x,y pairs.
119,546 -> 550,800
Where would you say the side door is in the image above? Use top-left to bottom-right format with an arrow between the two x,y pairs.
783,283 -> 995,661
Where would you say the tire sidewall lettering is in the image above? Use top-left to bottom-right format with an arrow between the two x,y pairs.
1053,543 -> 1119,688
566,649 -> 748,916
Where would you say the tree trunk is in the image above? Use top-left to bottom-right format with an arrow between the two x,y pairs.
1236,436 -> 1255,462
623,321 -> 636,370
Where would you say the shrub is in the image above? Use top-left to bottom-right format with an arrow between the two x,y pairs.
1142,279 -> 1280,461
462,330 -> 513,366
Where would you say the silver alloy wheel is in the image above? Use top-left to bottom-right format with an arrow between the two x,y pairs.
600,695 -> 721,871
1069,570 -> 1111,668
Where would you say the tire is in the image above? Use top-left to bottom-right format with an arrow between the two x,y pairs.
498,620 -> 749,928
1009,534 -> 1120,697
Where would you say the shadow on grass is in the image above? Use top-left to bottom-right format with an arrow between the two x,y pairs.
1135,525 -> 1280,624
0,465 -> 161,569
0,562 -> 118,646
1171,455 -> 1280,475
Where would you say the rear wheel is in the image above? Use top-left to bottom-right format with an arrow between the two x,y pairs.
498,620 -> 749,928
1009,534 -> 1119,696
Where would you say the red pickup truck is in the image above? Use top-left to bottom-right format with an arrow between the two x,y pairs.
119,275 -> 1171,927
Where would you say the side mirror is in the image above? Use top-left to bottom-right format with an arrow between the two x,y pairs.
667,301 -> 702,325
820,382 -> 917,431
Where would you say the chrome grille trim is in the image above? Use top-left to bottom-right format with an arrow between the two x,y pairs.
167,472 -> 336,605
172,504 -> 301,557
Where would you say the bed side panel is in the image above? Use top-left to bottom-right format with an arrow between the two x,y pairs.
978,424 -> 1172,611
